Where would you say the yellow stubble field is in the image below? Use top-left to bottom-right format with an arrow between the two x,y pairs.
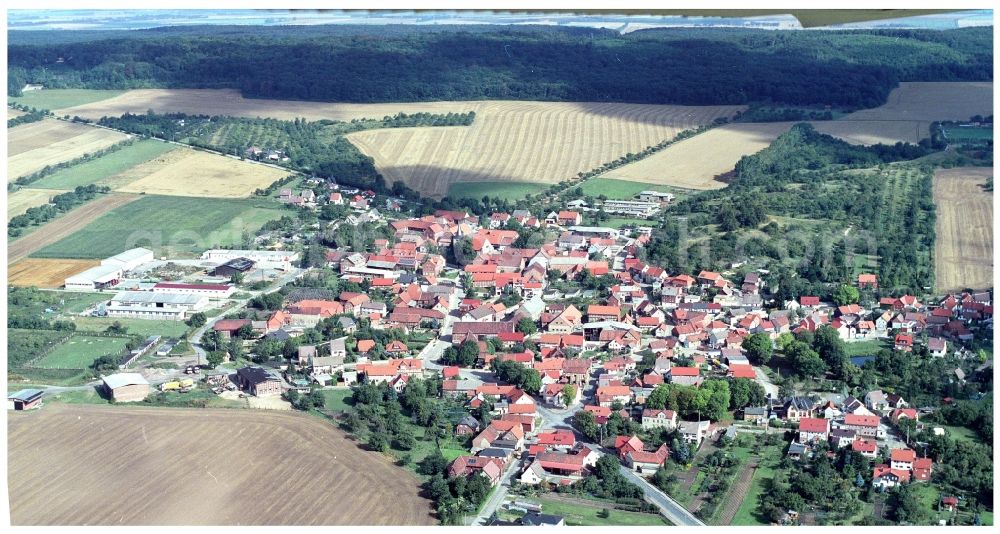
7,119 -> 129,180
933,167 -> 993,293
113,147 -> 291,198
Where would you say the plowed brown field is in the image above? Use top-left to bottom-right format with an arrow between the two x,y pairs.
7,258 -> 100,288
7,119 -> 129,180
7,193 -> 141,264
933,167 -> 993,293
8,405 -> 435,525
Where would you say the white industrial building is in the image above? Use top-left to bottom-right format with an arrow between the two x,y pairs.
63,248 -> 154,291
637,191 -> 676,203
102,248 -> 154,271
201,249 -> 299,270
65,264 -> 124,291
600,200 -> 661,218
152,282 -> 235,299
106,291 -> 208,321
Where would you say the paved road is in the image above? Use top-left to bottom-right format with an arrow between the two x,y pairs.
189,267 -> 306,364
470,454 -> 522,525
755,366 -> 780,398
618,464 -> 706,526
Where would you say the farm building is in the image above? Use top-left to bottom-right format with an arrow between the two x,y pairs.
637,191 -> 675,203
202,249 -> 299,270
567,226 -> 619,239
63,247 -> 154,291
102,373 -> 150,402
107,291 -> 208,321
236,366 -> 282,397
102,247 -> 154,271
600,200 -> 660,218
152,282 -> 235,299
64,263 -> 123,291
8,389 -> 44,410
212,257 -> 255,278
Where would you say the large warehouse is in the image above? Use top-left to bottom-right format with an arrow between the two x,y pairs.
102,247 -> 154,271
107,291 -> 208,321
63,247 -> 154,291
65,264 -> 123,292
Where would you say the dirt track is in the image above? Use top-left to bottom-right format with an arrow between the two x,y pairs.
718,457 -> 758,525
8,404 -> 435,525
7,193 -> 141,264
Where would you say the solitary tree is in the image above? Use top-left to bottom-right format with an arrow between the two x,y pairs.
561,384 -> 577,407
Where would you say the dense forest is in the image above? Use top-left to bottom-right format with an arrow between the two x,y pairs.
642,124 -> 938,297
8,25 -> 992,108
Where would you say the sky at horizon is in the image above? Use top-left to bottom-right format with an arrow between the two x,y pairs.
7,9 -> 993,32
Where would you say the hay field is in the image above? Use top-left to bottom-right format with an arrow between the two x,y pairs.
8,258 -> 100,288
933,167 -> 993,293
8,108 -> 27,119
57,88 -> 482,122
8,405 -> 434,525
347,101 -> 745,198
601,122 -> 796,190
7,119 -> 129,180
113,148 -> 290,198
7,193 -> 141,264
7,188 -> 67,221
812,82 -> 993,145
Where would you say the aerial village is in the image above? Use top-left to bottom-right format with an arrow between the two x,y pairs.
8,180 -> 993,526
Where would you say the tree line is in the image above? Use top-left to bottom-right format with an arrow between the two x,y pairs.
8,26 -> 992,108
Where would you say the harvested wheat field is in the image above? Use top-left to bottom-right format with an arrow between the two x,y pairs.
813,82 -> 993,145
8,107 -> 27,119
7,193 -> 141,264
8,404 -> 434,525
933,167 -> 993,293
7,188 -> 67,221
57,88 -> 482,122
347,101 -> 744,198
601,122 -> 796,190
113,148 -> 290,198
7,119 -> 129,180
8,258 -> 100,288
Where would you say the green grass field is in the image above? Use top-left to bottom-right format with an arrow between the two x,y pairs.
11,89 -> 126,111
446,181 -> 548,202
843,338 -> 890,356
32,140 -> 178,190
33,334 -> 129,369
730,442 -> 786,525
8,289 -> 109,317
943,127 -> 993,142
533,496 -> 669,526
938,424 -> 986,446
7,329 -> 73,368
70,316 -> 192,338
579,177 -> 652,199
32,195 -> 288,258
320,389 -> 354,412
43,388 -> 108,405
